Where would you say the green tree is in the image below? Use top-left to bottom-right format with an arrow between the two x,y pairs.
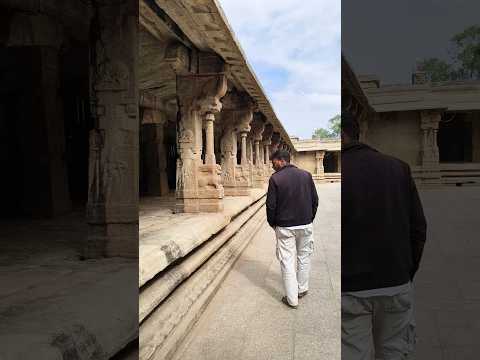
450,25 -> 480,80
419,25 -> 480,81
418,58 -> 453,82
312,114 -> 341,139
328,114 -> 341,137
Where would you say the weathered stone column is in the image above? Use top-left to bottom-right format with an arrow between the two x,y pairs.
262,124 -> 273,176
254,140 -> 261,166
204,113 -> 216,165
251,115 -> 266,188
315,151 -> 325,177
247,135 -> 255,186
220,120 -> 237,195
220,92 -> 254,195
241,133 -> 248,165
420,110 -> 441,184
176,73 -> 228,212
86,1 -> 139,258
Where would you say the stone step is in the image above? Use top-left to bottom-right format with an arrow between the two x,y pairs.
139,189 -> 266,287
139,207 -> 266,360
139,197 -> 266,323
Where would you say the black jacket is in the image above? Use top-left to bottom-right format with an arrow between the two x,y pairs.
342,142 -> 427,292
266,164 -> 318,227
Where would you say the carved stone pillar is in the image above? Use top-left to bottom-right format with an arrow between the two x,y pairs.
240,133 -> 248,165
251,115 -> 266,188
315,151 -> 325,176
262,124 -> 273,176
86,1 -> 138,258
254,140 -> 261,166
204,113 -> 216,165
176,73 -> 228,212
420,110 -> 441,184
220,120 -> 237,195
247,136 -> 255,186
221,92 -> 254,196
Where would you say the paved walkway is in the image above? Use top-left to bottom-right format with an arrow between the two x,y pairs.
174,183 -> 340,360
414,186 -> 480,360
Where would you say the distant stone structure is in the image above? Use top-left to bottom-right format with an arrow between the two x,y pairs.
291,137 -> 341,182
342,55 -> 480,185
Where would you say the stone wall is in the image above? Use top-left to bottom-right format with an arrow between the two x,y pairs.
366,111 -> 423,167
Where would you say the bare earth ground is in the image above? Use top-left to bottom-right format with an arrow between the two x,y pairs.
174,183 -> 341,360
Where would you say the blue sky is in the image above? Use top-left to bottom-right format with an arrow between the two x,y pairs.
217,0 -> 341,139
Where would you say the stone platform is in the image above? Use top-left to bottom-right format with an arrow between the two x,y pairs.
139,189 -> 268,360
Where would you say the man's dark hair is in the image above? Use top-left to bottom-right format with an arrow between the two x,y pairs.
342,110 -> 360,140
271,149 -> 291,163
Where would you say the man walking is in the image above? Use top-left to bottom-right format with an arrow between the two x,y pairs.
266,149 -> 319,309
341,111 -> 427,359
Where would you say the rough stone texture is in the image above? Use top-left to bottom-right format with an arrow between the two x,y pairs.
139,189 -> 266,286
140,205 -> 267,360
0,214 -> 138,360
173,183 -> 341,360
85,0 -> 139,258
139,196 -> 266,323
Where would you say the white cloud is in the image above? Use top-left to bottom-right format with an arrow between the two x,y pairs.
218,0 -> 340,139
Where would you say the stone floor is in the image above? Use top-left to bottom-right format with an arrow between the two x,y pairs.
173,183 -> 340,360
414,186 -> 480,360
0,211 -> 137,359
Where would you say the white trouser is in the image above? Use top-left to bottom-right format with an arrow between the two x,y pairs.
342,288 -> 416,360
274,224 -> 314,306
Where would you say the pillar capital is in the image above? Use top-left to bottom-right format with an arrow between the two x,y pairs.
315,150 -> 326,160
262,124 -> 274,146
420,110 -> 442,130
177,73 -> 228,116
251,113 -> 266,142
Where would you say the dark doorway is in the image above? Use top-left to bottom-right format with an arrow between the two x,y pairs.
438,115 -> 472,163
324,152 -> 338,173
0,44 -> 91,218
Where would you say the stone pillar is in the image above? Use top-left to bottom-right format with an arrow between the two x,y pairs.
337,152 -> 342,172
315,151 -> 325,177
247,136 -> 255,186
220,121 -> 237,196
254,140 -> 261,166
420,110 -> 441,184
240,133 -> 248,165
251,115 -> 266,188
262,124 -> 273,176
86,0 -> 139,258
204,113 -> 216,165
220,92 -> 255,196
175,73 -> 228,212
